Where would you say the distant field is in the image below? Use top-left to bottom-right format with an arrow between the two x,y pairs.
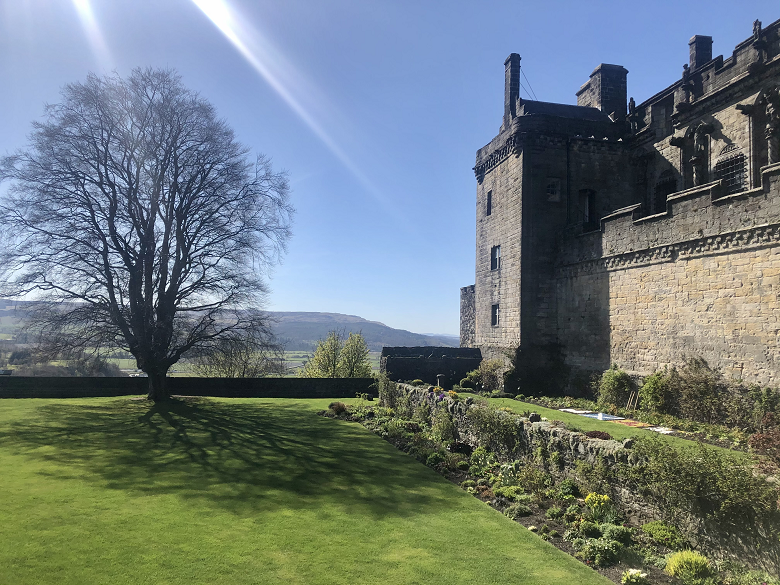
0,397 -> 610,585
284,350 -> 381,376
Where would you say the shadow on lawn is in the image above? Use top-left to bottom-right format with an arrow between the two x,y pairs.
0,398 -> 448,518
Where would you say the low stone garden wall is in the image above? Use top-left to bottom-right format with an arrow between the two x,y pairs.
385,383 -> 780,576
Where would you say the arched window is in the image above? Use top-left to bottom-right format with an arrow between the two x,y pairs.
714,144 -> 746,195
653,169 -> 676,213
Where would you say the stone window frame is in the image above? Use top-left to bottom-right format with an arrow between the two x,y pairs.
714,144 -> 747,195
579,188 -> 598,231
486,190 -> 493,216
490,245 -> 501,270
490,304 -> 500,327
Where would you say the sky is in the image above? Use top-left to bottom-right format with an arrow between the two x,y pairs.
0,0 -> 777,336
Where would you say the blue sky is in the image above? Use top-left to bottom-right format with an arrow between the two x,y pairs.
0,0 -> 777,335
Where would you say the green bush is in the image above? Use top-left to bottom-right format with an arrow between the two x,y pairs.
426,452 -> 445,467
558,478 -> 580,497
459,377 -> 476,389
494,485 -> 525,500
430,407 -> 455,443
601,523 -> 633,546
625,438 -> 780,530
598,365 -> 634,408
640,520 -> 687,550
576,537 -> 623,567
666,357 -> 724,424
504,502 -> 533,519
409,379 -> 426,386
665,550 -> 713,585
563,504 -> 581,523
478,359 -> 504,393
578,520 -> 602,538
328,401 -> 347,415
639,369 -> 673,413
545,506 -> 564,520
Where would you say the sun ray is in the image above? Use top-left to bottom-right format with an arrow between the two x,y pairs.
71,0 -> 113,71
189,0 -> 387,205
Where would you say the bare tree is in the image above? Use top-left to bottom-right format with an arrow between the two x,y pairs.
0,68 -> 293,400
193,322 -> 287,378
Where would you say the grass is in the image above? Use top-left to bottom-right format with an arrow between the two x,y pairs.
0,396 -> 610,585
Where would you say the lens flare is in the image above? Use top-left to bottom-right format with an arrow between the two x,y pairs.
71,0 -> 113,70
190,0 -> 386,204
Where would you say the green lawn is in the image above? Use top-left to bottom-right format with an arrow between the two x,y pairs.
0,396 -> 610,585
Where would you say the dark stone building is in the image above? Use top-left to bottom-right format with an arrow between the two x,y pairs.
461,19 -> 780,385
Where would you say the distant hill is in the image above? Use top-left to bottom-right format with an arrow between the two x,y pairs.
0,301 -> 459,352
269,312 -> 458,351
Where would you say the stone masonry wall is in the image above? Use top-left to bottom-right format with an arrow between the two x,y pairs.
460,284 -> 476,347
557,162 -> 780,384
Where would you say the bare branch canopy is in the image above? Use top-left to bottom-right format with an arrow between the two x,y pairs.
0,68 -> 293,400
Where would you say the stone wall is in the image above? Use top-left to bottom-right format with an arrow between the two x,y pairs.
459,284 -> 476,347
388,383 -> 780,575
0,376 -> 375,399
557,162 -> 780,384
380,347 -> 482,389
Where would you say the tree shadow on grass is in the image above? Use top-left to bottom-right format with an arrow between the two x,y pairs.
0,398 -> 449,518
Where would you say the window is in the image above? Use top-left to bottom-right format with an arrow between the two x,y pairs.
546,178 -> 561,202
491,304 -> 500,326
579,189 -> 597,230
490,245 -> 501,270
653,170 -> 676,214
486,190 -> 493,216
714,144 -> 746,195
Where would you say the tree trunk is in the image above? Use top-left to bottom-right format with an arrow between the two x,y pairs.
147,371 -> 170,402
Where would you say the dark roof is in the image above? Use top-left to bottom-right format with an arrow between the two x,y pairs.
518,100 -> 609,122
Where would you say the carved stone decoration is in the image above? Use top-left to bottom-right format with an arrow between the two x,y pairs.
677,64 -> 693,111
764,87 -> 780,164
690,121 -> 714,186
752,19 -> 767,66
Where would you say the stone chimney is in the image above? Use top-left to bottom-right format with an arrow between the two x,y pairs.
503,53 -> 521,130
576,64 -> 628,118
689,35 -> 713,70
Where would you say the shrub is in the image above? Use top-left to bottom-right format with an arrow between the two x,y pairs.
459,377 -> 475,389
669,357 -> 724,424
749,427 -> 780,468
478,359 -> 504,393
585,430 -> 613,440
563,504 -> 582,523
601,523 -> 633,546
640,521 -> 687,550
578,520 -> 602,538
504,502 -> 533,519
577,537 -> 623,567
545,506 -> 564,520
626,438 -> 780,530
494,485 -> 525,500
558,478 -> 581,498
469,446 -> 497,476
665,550 -> 713,585
410,379 -> 426,386
598,365 -> 633,408
621,569 -> 650,585
328,401 -> 347,415
426,452 -> 445,467
430,407 -> 456,443
639,369 -> 673,413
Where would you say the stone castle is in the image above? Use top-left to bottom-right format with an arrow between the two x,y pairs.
460,19 -> 780,386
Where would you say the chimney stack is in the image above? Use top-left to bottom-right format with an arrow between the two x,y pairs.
689,35 -> 713,70
504,53 -> 521,130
